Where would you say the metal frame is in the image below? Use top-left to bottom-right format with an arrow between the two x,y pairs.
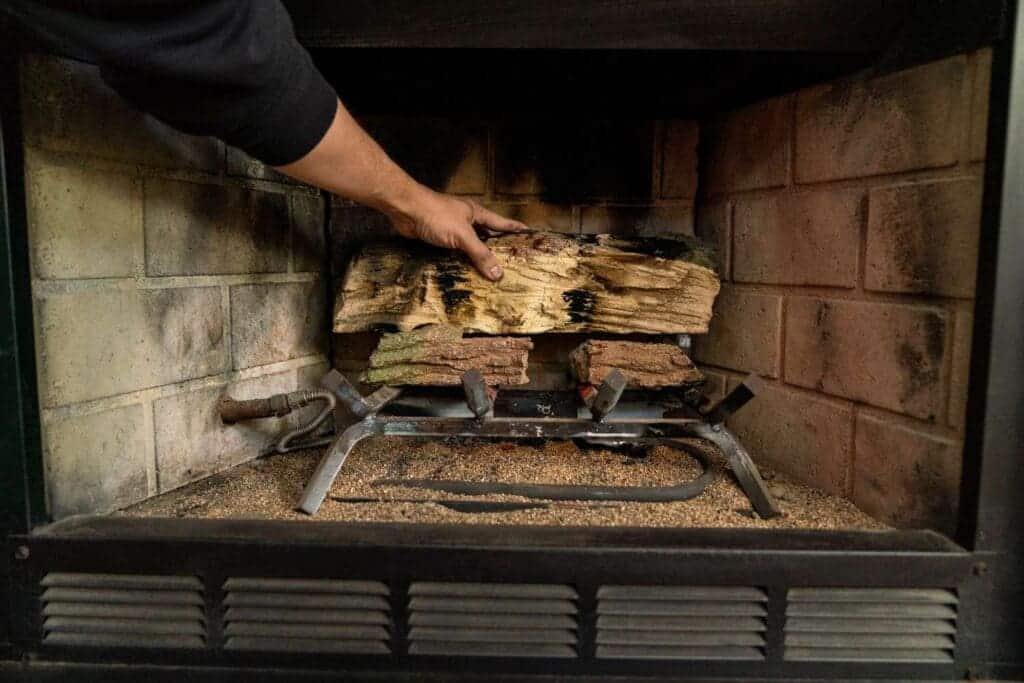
6,516 -> 976,681
289,370 -> 779,519
1,0 -> 1023,678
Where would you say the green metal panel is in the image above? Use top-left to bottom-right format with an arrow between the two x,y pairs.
0,50 -> 48,541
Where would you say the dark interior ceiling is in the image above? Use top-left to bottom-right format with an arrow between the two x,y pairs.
292,0 -> 1005,117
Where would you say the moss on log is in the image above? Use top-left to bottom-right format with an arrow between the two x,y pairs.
363,325 -> 532,386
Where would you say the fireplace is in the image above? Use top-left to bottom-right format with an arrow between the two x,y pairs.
1,1 -> 1022,680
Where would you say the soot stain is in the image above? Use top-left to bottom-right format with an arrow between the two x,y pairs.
433,259 -> 472,314
562,288 -> 596,323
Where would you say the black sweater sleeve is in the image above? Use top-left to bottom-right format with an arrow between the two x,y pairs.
3,0 -> 338,166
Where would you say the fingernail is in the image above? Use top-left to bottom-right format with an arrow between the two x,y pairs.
489,265 -> 503,281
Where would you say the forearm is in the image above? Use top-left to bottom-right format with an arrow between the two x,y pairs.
274,99 -> 527,281
274,100 -> 428,223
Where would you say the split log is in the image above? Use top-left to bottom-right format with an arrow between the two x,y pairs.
569,340 -> 703,388
333,232 -> 719,335
363,325 -> 532,386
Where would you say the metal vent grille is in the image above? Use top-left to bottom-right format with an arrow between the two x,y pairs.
222,578 -> 391,654
784,588 -> 958,663
408,582 -> 578,658
596,586 -> 767,660
40,573 -> 205,649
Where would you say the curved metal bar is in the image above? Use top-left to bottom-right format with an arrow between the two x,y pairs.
295,418 -> 383,515
688,422 -> 781,519
373,440 -> 715,503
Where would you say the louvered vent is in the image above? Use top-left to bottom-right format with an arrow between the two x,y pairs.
785,588 -> 957,663
408,582 -> 578,658
596,586 -> 767,660
222,578 -> 391,654
40,573 -> 205,649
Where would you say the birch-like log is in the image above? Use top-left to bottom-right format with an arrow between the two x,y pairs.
333,233 -> 719,335
569,340 -> 703,388
363,325 -> 532,386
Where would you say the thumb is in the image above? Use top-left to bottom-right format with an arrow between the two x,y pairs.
459,229 -> 503,281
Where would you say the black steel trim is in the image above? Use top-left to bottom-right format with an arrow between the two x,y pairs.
8,519 -> 973,680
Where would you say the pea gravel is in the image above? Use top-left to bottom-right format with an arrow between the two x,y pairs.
123,437 -> 887,530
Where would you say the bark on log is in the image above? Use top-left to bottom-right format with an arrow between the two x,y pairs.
363,325 -> 532,386
333,232 -> 719,335
570,340 -> 703,388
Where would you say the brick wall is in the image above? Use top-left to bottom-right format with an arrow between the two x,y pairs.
694,51 -> 991,534
331,116 -> 700,389
21,56 -> 330,518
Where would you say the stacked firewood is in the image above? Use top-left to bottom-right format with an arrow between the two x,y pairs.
335,232 -> 719,390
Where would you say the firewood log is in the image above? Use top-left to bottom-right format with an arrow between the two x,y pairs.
363,325 -> 532,386
333,232 -> 719,335
569,340 -> 703,388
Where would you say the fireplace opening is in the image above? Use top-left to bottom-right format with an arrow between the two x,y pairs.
6,7 -> 1018,674
16,46 -> 988,540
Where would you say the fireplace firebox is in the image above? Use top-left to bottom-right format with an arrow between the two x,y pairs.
2,1 -> 1022,680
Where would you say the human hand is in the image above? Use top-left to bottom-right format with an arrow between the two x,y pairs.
387,189 -> 528,281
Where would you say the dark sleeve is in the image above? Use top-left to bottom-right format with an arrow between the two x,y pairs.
3,0 -> 338,166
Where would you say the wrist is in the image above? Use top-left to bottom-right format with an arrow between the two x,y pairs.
373,176 -> 433,224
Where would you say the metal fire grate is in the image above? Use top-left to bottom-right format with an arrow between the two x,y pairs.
222,578 -> 392,654
219,369 -> 781,521
596,586 -> 768,660
784,587 -> 958,663
407,582 -> 579,658
40,572 -> 205,649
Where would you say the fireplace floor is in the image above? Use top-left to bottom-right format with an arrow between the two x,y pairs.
121,437 -> 886,530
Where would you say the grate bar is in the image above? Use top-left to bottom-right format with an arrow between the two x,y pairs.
224,607 -> 388,625
44,633 -> 204,649
597,644 -> 764,660
410,582 -> 578,599
42,603 -> 203,620
788,588 -> 957,604
41,588 -> 203,606
225,637 -> 390,654
409,597 -> 575,614
224,622 -> 388,640
597,586 -> 766,601
409,627 -> 576,644
787,602 -> 956,619
785,617 -> 956,634
41,574 -> 201,591
409,612 -> 576,629
597,615 -> 766,632
785,633 -> 954,649
44,617 -> 204,636
223,578 -> 387,594
409,642 -> 577,658
598,630 -> 766,647
223,593 -> 388,610
785,647 -> 954,663
598,600 -> 767,617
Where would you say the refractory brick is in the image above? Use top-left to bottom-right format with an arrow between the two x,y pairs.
144,179 -> 289,276
866,178 -> 982,298
853,414 -> 962,534
785,298 -> 949,421
693,286 -> 782,378
231,281 -> 328,369
36,287 -> 227,407
796,56 -> 966,181
733,190 -> 863,287
44,404 -> 149,518
25,151 -> 143,279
